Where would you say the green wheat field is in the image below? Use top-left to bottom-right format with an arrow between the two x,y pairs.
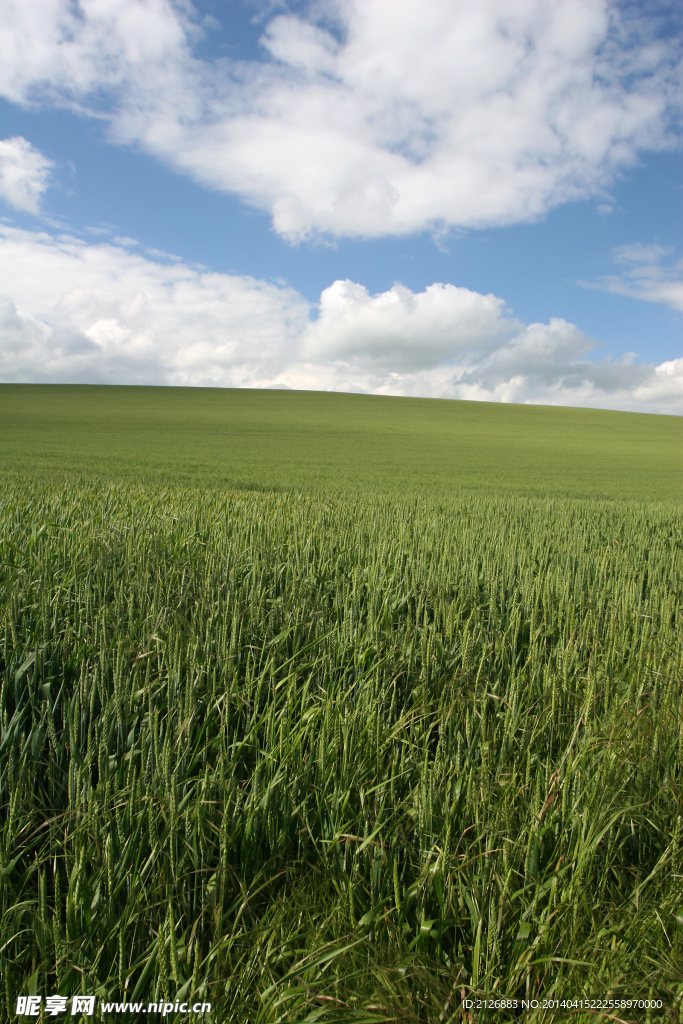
1,384 -> 682,1023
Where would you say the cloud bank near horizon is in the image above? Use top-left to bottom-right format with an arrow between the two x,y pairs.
1,0 -> 681,239
1,225 -> 681,414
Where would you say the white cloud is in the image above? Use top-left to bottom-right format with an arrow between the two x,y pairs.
1,225 -> 681,413
0,0 -> 195,105
0,0 -> 680,238
0,137 -> 54,213
587,243 -> 683,313
301,280 -> 516,371
0,225 -> 310,386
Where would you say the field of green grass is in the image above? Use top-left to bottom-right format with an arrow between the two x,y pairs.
1,385 -> 682,1023
2,384 -> 682,500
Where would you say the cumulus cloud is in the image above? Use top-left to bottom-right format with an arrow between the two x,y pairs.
287,281 -> 683,413
0,137 -> 54,213
0,0 -> 680,238
0,225 -> 310,386
1,225 -> 682,413
587,243 -> 683,313
301,280 -> 516,371
0,0 -> 195,106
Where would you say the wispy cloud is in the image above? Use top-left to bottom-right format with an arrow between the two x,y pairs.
1,225 -> 681,413
0,137 -> 54,213
584,243 -> 683,313
0,1 -> 680,239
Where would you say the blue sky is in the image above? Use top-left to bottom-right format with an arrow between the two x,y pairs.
0,0 -> 681,411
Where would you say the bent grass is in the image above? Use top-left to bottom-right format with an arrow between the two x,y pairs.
1,481 -> 682,1022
